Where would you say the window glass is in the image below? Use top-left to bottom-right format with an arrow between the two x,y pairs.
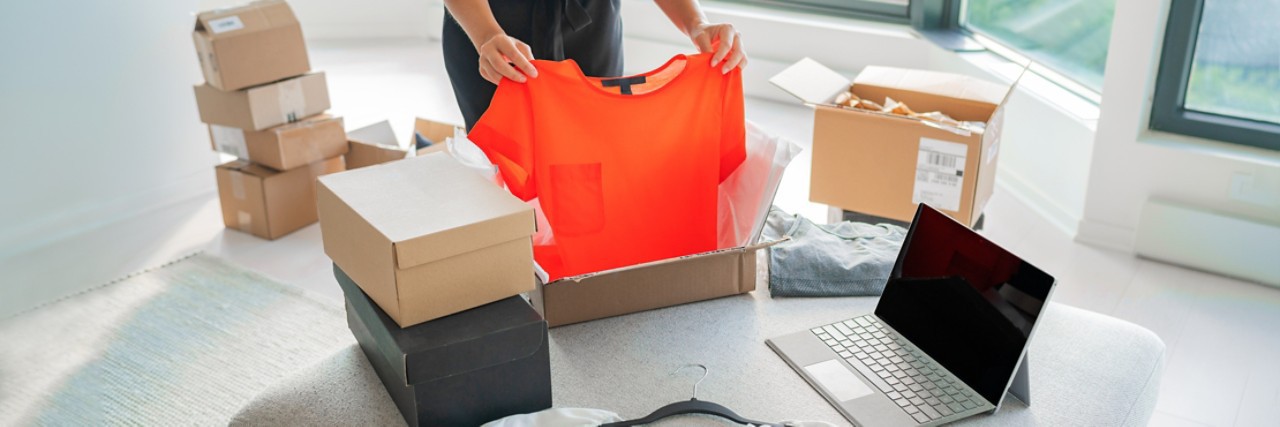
964,0 -> 1116,91
1184,1 -> 1280,125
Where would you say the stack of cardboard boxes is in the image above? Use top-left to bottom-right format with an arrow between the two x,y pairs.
318,153 -> 551,426
191,0 -> 347,240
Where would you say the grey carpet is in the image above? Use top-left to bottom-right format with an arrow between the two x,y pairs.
0,254 -> 352,426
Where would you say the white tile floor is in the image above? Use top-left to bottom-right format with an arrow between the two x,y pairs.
4,38 -> 1279,426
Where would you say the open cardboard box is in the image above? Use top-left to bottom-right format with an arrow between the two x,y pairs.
770,59 -> 1020,227
528,124 -> 793,327
345,118 -> 460,169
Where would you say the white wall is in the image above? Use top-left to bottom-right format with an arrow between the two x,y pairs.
1079,0 -> 1280,253
0,1 -> 214,258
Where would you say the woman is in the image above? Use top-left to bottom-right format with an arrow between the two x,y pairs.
442,0 -> 748,130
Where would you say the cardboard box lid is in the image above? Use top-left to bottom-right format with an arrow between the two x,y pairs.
318,152 -> 534,270
336,265 -> 545,385
194,0 -> 298,38
411,117 -> 461,147
770,59 -> 1012,108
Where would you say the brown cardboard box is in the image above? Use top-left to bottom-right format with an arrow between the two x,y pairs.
192,0 -> 310,91
316,152 -> 536,328
209,114 -> 348,171
216,156 -> 344,240
345,121 -> 409,170
194,72 -> 330,131
346,118 -> 462,169
530,242 -> 775,327
770,59 -> 1018,227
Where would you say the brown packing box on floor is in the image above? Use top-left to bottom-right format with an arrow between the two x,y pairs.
209,114 -> 348,171
345,121 -> 408,170
346,118 -> 462,169
770,59 -> 1019,227
192,0 -> 310,91
317,152 -> 536,328
194,72 -> 330,131
216,156 -> 345,240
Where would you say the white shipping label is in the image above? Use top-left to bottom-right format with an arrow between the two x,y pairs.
236,211 -> 253,232
208,16 -> 245,34
229,171 -> 246,200
276,79 -> 306,124
912,137 -> 967,212
211,125 -> 249,160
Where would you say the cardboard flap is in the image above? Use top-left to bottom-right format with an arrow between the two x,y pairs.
319,153 -> 534,270
218,159 -> 278,178
348,120 -> 402,149
854,66 -> 1010,106
769,58 -> 853,106
195,0 -> 297,37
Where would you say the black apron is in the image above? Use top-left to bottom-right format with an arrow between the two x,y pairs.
443,0 -> 624,130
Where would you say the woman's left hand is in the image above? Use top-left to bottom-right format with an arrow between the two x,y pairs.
689,23 -> 747,74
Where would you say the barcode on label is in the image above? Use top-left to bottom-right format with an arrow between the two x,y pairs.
927,152 -> 959,169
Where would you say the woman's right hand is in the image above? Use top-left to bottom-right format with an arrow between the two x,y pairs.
477,33 -> 538,84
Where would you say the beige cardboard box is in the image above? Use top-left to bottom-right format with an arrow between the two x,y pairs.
770,59 -> 1017,227
209,114 -> 348,171
530,242 -> 775,327
317,152 -> 535,328
194,72 -> 330,131
216,156 -> 344,240
346,118 -> 462,169
192,0 -> 310,91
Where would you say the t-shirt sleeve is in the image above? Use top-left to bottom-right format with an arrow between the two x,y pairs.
719,66 -> 746,183
468,79 -> 537,201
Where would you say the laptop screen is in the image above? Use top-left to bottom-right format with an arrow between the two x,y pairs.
874,204 -> 1055,406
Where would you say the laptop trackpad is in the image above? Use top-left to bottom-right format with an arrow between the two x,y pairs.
803,359 -> 874,402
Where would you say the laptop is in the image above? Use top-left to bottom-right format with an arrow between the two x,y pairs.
767,204 -> 1056,426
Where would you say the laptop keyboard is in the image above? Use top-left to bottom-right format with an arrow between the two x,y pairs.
811,315 -> 983,424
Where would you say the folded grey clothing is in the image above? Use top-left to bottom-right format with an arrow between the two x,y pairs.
761,207 -> 907,297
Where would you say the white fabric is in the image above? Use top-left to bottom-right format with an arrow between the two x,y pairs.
481,407 -> 622,427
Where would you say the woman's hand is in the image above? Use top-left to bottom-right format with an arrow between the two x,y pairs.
477,33 -> 538,84
689,23 -> 747,74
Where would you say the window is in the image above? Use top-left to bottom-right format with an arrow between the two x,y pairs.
1151,0 -> 1280,151
961,0 -> 1117,92
735,0 -> 910,23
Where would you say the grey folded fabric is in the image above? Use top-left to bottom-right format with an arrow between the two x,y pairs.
761,207 -> 908,297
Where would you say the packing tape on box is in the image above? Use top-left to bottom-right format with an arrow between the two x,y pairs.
230,171 -> 246,200
211,124 -> 249,160
237,210 -> 252,232
277,79 -> 306,124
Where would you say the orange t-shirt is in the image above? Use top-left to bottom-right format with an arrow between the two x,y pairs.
469,52 -> 745,281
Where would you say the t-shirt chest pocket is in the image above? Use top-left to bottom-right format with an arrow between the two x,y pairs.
548,162 -> 605,236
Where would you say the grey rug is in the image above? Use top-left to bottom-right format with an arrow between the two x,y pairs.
0,254 -> 352,426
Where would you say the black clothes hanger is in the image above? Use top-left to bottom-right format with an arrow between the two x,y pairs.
601,364 -> 784,427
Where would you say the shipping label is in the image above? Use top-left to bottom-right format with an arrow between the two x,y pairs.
912,137 -> 967,212
211,125 -> 249,160
208,16 -> 245,34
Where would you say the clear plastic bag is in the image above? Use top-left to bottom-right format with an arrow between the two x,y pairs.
718,121 -> 804,248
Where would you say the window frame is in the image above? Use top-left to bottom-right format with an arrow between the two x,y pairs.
1149,0 -> 1280,151
731,0 -> 911,24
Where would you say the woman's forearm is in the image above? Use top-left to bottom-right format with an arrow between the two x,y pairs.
654,0 -> 708,36
443,0 -> 506,50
